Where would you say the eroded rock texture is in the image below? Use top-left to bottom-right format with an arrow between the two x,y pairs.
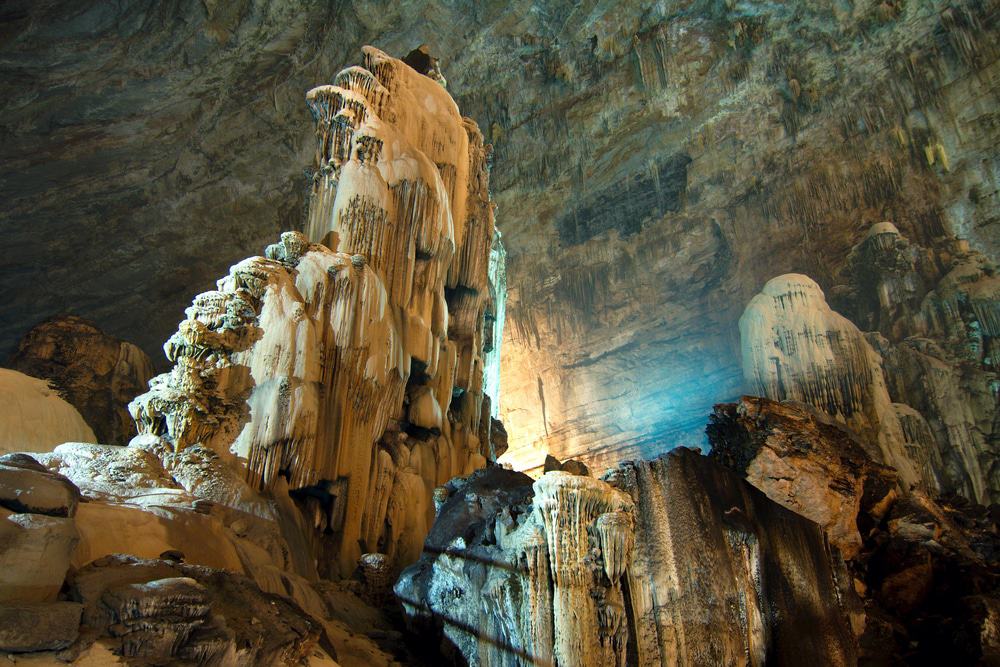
708,396 -> 899,558
67,555 -> 333,665
839,222 -> 1000,504
7,316 -> 153,444
396,448 -> 857,666
0,442 -> 416,664
740,274 -> 932,491
129,47 -> 503,577
709,397 -> 1000,664
742,245 -> 1000,504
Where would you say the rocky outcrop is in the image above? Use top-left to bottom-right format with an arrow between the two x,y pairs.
708,396 -> 898,558
0,452 -> 81,518
709,395 -> 1000,663
396,448 -> 858,666
739,217 -> 1000,505
0,368 -> 95,455
128,47 -> 503,577
72,555 -> 334,665
837,221 -> 1000,504
740,273 -> 933,491
7,316 -> 153,444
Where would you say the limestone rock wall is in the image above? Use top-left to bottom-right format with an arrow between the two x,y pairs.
739,274 -> 930,490
396,448 -> 858,666
129,48 -> 503,577
839,222 -> 1000,503
741,227 -> 1000,504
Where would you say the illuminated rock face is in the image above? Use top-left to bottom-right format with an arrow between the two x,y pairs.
130,48 -> 503,576
741,217 -> 1000,504
739,273 -> 928,489
708,396 -> 899,559
0,369 -> 96,455
396,449 -> 858,666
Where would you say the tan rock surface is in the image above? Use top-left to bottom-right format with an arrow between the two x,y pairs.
0,370 -> 96,455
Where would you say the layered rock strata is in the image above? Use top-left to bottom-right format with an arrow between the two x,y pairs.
7,315 -> 153,444
129,47 -> 504,577
396,448 -> 857,666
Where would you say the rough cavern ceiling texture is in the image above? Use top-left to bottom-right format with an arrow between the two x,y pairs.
2,0 -> 998,472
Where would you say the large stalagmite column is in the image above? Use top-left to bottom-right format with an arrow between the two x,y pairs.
130,47 -> 505,577
533,471 -> 634,667
739,273 -> 926,490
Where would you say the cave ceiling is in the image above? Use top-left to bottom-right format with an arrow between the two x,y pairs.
2,0 -> 998,472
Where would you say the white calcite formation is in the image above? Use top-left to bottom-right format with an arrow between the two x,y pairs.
739,274 -> 932,491
396,449 -> 858,666
0,369 -> 96,455
129,47 -> 504,577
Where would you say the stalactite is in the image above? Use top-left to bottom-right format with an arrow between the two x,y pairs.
397,450 -> 858,666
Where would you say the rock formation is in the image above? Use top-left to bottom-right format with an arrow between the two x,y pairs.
3,3 -> 997,475
708,396 -> 899,558
837,221 -> 1000,504
129,46 -> 503,577
7,315 -> 153,444
0,369 -> 96,454
740,216 -> 1000,505
739,273 -> 970,499
709,396 -> 1000,663
0,440 -> 417,664
396,448 -> 858,666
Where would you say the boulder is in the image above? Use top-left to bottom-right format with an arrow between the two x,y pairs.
708,395 -> 898,558
0,601 -> 82,652
69,554 -> 334,665
0,452 -> 81,517
7,315 -> 153,445
0,509 -> 79,602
